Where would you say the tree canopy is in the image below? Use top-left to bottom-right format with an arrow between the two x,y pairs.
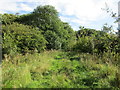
1,5 -> 120,56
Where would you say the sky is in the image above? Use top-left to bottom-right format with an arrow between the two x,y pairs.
0,0 -> 119,31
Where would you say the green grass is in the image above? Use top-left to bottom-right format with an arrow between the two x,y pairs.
2,50 -> 120,88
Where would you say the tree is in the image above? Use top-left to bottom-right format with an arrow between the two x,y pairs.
14,5 -> 76,50
62,22 -> 76,50
17,5 -> 59,32
102,23 -> 113,33
44,30 -> 61,50
102,3 -> 120,37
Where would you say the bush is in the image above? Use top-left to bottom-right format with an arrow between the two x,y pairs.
73,36 -> 94,53
2,23 -> 47,55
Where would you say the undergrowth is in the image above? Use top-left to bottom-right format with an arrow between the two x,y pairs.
2,50 -> 120,88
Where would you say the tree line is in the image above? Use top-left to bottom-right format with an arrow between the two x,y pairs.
1,5 -> 120,57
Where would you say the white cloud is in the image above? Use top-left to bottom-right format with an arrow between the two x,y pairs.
18,3 -> 33,11
0,2 -> 18,13
47,0 -> 104,20
0,0 -> 119,30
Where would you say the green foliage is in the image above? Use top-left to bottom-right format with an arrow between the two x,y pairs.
102,23 -> 113,33
16,5 -> 76,50
3,64 -> 32,88
1,4 -> 120,89
73,36 -> 93,53
31,5 -> 59,31
1,13 -> 18,25
44,30 -> 61,50
62,22 -> 76,51
2,23 -> 47,55
2,51 -> 119,88
75,27 -> 120,54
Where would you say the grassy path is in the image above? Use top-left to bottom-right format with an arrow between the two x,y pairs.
1,51 -> 119,88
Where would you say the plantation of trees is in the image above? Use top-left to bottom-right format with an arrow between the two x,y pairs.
1,5 -> 120,88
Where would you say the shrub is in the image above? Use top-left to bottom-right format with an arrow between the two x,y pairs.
2,23 -> 47,55
73,36 -> 94,53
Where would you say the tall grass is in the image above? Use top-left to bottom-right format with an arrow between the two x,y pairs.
2,50 -> 120,88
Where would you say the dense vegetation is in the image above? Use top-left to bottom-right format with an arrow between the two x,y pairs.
2,51 -> 120,88
1,5 -> 120,88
